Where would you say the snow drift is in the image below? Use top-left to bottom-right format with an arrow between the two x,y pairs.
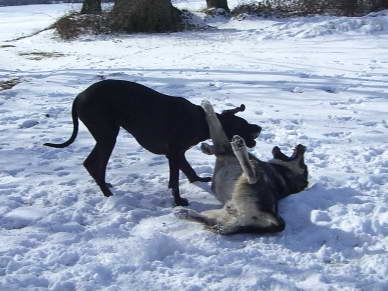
0,2 -> 387,290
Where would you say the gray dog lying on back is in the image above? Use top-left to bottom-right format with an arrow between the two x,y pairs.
176,100 -> 309,234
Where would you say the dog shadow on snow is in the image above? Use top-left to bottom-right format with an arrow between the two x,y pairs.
104,169 -> 364,260
278,184 -> 364,254
188,182 -> 364,258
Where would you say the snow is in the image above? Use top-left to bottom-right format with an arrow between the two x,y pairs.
0,1 -> 387,290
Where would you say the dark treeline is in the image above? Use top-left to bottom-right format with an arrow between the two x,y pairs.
233,0 -> 388,17
0,0 -> 112,7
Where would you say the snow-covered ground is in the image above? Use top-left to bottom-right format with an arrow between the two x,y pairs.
0,1 -> 387,290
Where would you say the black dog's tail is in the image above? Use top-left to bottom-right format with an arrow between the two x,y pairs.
44,97 -> 79,148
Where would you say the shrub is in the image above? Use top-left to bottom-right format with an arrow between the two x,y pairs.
0,78 -> 20,91
53,12 -> 111,40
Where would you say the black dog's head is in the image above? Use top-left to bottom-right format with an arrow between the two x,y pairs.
217,104 -> 261,148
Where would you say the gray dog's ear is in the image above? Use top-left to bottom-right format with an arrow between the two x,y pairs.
222,104 -> 245,115
291,144 -> 306,160
272,146 -> 290,161
272,145 -> 307,161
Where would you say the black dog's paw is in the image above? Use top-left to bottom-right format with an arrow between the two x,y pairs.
190,176 -> 211,183
197,176 -> 211,183
99,184 -> 114,197
174,198 -> 189,207
105,183 -> 113,188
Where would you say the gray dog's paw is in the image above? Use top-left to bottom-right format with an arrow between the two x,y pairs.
201,143 -> 215,155
201,100 -> 215,114
231,135 -> 246,151
174,208 -> 190,219
207,223 -> 227,235
174,208 -> 206,221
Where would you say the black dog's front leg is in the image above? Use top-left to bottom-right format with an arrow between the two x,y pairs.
179,153 -> 211,184
167,154 -> 189,207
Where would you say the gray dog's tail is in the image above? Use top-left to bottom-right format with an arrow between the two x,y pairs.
44,97 -> 79,148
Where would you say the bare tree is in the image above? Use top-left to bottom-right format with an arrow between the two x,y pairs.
375,0 -> 388,9
341,0 -> 358,16
110,0 -> 182,33
81,0 -> 102,14
206,0 -> 230,12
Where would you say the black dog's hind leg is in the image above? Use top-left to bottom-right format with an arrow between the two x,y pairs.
179,153 -> 211,183
167,154 -> 189,207
83,124 -> 119,197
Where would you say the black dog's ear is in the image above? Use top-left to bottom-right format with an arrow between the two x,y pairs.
221,104 -> 245,115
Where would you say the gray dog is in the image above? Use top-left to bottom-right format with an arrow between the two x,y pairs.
176,100 -> 308,234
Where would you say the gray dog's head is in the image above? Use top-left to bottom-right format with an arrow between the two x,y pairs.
270,144 -> 309,193
217,104 -> 261,148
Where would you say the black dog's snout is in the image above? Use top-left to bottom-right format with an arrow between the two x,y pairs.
251,125 -> 262,138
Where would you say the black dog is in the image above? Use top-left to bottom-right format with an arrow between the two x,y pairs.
44,80 -> 261,206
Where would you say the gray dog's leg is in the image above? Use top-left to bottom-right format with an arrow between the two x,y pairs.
231,135 -> 258,184
175,208 -> 218,226
201,100 -> 231,154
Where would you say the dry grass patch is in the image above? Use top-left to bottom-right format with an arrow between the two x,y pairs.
18,51 -> 65,60
0,44 -> 16,48
0,78 -> 21,91
53,12 -> 111,40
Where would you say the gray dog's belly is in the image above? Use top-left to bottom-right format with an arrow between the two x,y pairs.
212,157 -> 242,203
